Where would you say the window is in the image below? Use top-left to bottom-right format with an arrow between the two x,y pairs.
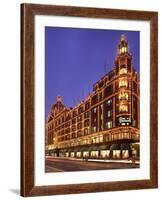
92,126 -> 97,132
77,131 -> 82,137
76,152 -> 81,157
101,150 -> 110,158
93,107 -> 97,113
78,106 -> 83,114
72,118 -> 76,124
96,137 -> 99,143
107,99 -> 112,106
85,102 -> 90,110
120,47 -> 127,54
77,123 -> 82,129
119,92 -> 128,100
83,152 -> 89,157
119,104 -> 128,112
104,85 -> 113,97
113,150 -> 121,158
106,121 -> 112,129
84,119 -> 89,127
119,79 -> 128,88
107,110 -> 112,117
84,112 -> 89,118
90,151 -> 99,157
77,115 -> 82,121
73,110 -> 77,117
99,135 -> 103,142
91,94 -> 98,105
119,68 -> 127,75
84,128 -> 89,135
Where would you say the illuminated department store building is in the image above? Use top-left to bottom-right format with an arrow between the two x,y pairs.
45,35 -> 140,160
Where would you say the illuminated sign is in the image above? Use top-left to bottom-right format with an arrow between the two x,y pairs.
119,117 -> 131,123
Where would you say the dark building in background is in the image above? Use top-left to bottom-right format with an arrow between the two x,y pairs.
45,35 -> 140,160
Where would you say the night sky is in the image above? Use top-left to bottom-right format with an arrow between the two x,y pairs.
45,27 -> 140,118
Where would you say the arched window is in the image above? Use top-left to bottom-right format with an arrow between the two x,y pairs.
119,79 -> 128,88
119,104 -> 128,112
119,68 -> 127,75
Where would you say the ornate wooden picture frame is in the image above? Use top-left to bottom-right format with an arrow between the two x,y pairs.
21,3 -> 158,197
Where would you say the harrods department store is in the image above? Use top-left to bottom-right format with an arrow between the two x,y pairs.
45,35 -> 140,160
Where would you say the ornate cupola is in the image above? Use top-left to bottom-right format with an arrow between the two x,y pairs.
114,34 -> 132,75
51,95 -> 65,117
118,34 -> 128,55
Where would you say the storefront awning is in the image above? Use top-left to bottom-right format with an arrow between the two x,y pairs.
88,145 -> 98,151
59,143 -> 132,153
79,146 -> 89,152
98,145 -> 110,150
46,149 -> 58,153
110,144 -> 121,150
59,149 -> 67,153
121,143 -> 132,150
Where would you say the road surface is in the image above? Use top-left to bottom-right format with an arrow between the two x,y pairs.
45,157 -> 139,173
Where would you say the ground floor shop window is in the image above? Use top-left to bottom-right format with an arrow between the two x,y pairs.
76,152 -> 82,157
100,150 -> 110,158
65,152 -> 69,157
90,151 -> 99,158
132,149 -> 137,157
70,152 -> 75,157
122,150 -> 129,158
113,150 -> 121,159
83,151 -> 89,157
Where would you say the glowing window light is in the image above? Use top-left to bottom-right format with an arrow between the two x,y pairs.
119,46 -> 127,54
119,68 -> 127,75
119,79 -> 128,87
119,92 -> 128,100
119,104 -> 128,112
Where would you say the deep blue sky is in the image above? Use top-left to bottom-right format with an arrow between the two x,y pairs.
45,27 -> 139,118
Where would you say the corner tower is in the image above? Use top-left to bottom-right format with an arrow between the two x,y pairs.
114,35 -> 132,75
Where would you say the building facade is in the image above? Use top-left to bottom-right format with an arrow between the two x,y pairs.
45,35 -> 140,160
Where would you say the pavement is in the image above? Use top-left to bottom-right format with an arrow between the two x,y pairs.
45,156 -> 140,173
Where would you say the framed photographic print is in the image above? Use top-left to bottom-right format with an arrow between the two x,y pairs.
21,3 -> 158,197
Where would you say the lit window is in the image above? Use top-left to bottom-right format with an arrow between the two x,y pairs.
113,150 -> 121,158
107,110 -> 111,117
119,104 -> 128,112
120,47 -> 127,54
76,152 -> 81,157
83,151 -> 89,157
122,150 -> 129,158
106,121 -> 112,129
119,92 -> 128,100
119,68 -> 127,75
90,151 -> 99,157
93,107 -> 97,113
107,99 -> 112,106
100,135 -> 103,142
101,150 -> 110,158
92,126 -> 97,132
84,129 -> 88,135
119,79 -> 128,88
96,137 -> 99,143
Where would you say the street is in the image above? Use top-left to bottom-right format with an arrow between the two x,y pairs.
45,157 -> 139,173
